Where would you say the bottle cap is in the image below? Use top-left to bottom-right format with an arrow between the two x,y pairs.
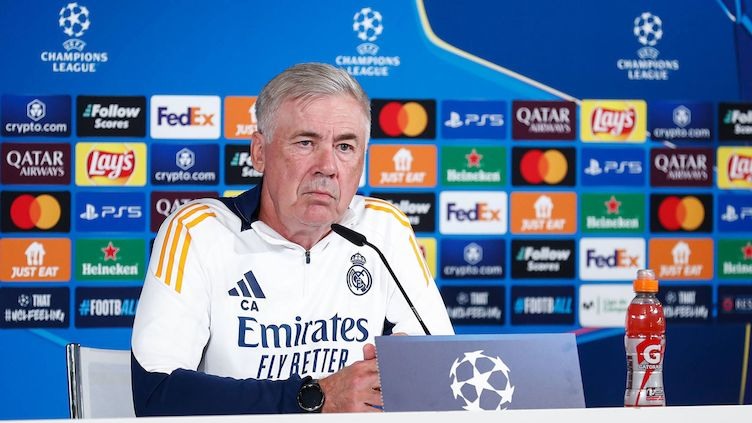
633,269 -> 658,292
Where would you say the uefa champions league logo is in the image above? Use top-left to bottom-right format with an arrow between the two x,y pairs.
353,7 -> 383,42
449,350 -> 515,411
633,12 -> 663,47
59,3 -> 90,38
633,12 -> 662,59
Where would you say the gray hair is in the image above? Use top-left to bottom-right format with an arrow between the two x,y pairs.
255,63 -> 371,142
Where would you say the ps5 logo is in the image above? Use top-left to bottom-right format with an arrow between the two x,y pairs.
444,112 -> 504,128
79,203 -> 142,220
720,204 -> 752,223
583,159 -> 642,176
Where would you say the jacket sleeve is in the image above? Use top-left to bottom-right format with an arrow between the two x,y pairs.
131,354 -> 304,415
130,202 -> 303,415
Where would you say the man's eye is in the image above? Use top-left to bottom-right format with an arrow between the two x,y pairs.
337,143 -> 354,152
297,140 -> 313,146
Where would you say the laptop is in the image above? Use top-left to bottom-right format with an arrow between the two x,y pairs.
375,333 -> 585,412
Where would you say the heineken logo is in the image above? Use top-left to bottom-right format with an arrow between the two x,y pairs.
76,239 -> 145,280
580,193 -> 644,233
441,146 -> 504,186
718,239 -> 752,278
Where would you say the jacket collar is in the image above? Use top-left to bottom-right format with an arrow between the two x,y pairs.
218,183 -> 261,232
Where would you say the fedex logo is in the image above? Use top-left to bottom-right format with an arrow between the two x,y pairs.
157,107 -> 214,127
579,238 -> 645,280
150,95 -> 220,139
445,202 -> 501,222
440,191 -> 507,234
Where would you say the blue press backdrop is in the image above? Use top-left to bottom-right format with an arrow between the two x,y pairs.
1,0 -> 751,418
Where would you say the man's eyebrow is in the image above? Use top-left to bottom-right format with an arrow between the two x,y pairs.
291,130 -> 322,139
334,132 -> 360,142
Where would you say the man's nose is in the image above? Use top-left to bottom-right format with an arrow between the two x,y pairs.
314,144 -> 337,176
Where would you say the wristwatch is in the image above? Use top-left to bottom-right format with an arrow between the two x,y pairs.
297,377 -> 325,412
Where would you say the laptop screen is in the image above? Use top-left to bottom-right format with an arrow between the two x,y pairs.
375,333 -> 585,411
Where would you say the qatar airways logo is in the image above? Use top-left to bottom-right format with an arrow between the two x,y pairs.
591,108 -> 635,136
87,149 -> 134,179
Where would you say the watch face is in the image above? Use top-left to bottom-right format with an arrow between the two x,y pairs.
298,382 -> 324,412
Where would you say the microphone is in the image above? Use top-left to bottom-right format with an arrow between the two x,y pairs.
331,223 -> 431,335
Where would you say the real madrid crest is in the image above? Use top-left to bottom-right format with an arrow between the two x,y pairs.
346,252 -> 372,296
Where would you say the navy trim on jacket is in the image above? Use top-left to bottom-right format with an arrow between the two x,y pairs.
131,354 -> 305,415
218,183 -> 262,231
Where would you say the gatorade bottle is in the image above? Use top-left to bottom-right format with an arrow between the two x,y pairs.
624,269 -> 665,407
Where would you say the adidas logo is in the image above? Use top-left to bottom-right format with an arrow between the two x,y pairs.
228,270 -> 266,298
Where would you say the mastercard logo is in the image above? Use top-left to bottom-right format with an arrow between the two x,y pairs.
1,191 -> 70,233
651,194 -> 712,233
513,147 -> 575,186
372,99 -> 435,139
10,194 -> 61,229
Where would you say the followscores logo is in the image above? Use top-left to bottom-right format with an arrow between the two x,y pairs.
718,103 -> 752,141
150,95 -> 221,139
77,96 -> 146,137
511,239 -> 575,279
225,144 -> 263,185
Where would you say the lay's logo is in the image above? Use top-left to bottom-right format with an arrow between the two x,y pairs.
717,147 -> 752,189
76,143 -> 146,186
581,100 -> 646,142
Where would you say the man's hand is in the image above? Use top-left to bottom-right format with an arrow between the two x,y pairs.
318,343 -> 382,412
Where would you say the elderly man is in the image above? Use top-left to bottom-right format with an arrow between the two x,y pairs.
131,63 -> 453,415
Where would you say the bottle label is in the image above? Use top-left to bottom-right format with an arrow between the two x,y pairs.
625,336 -> 665,406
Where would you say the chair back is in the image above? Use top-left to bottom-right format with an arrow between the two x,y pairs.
66,343 -> 135,418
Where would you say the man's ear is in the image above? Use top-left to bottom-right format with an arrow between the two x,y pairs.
250,131 -> 265,173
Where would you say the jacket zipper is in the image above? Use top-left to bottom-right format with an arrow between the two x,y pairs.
305,250 -> 311,264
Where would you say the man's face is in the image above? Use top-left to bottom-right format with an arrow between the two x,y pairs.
251,95 -> 367,234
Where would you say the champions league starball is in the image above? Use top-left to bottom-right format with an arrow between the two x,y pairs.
449,350 -> 515,411
59,2 -> 90,38
353,7 -> 383,42
633,12 -> 663,47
